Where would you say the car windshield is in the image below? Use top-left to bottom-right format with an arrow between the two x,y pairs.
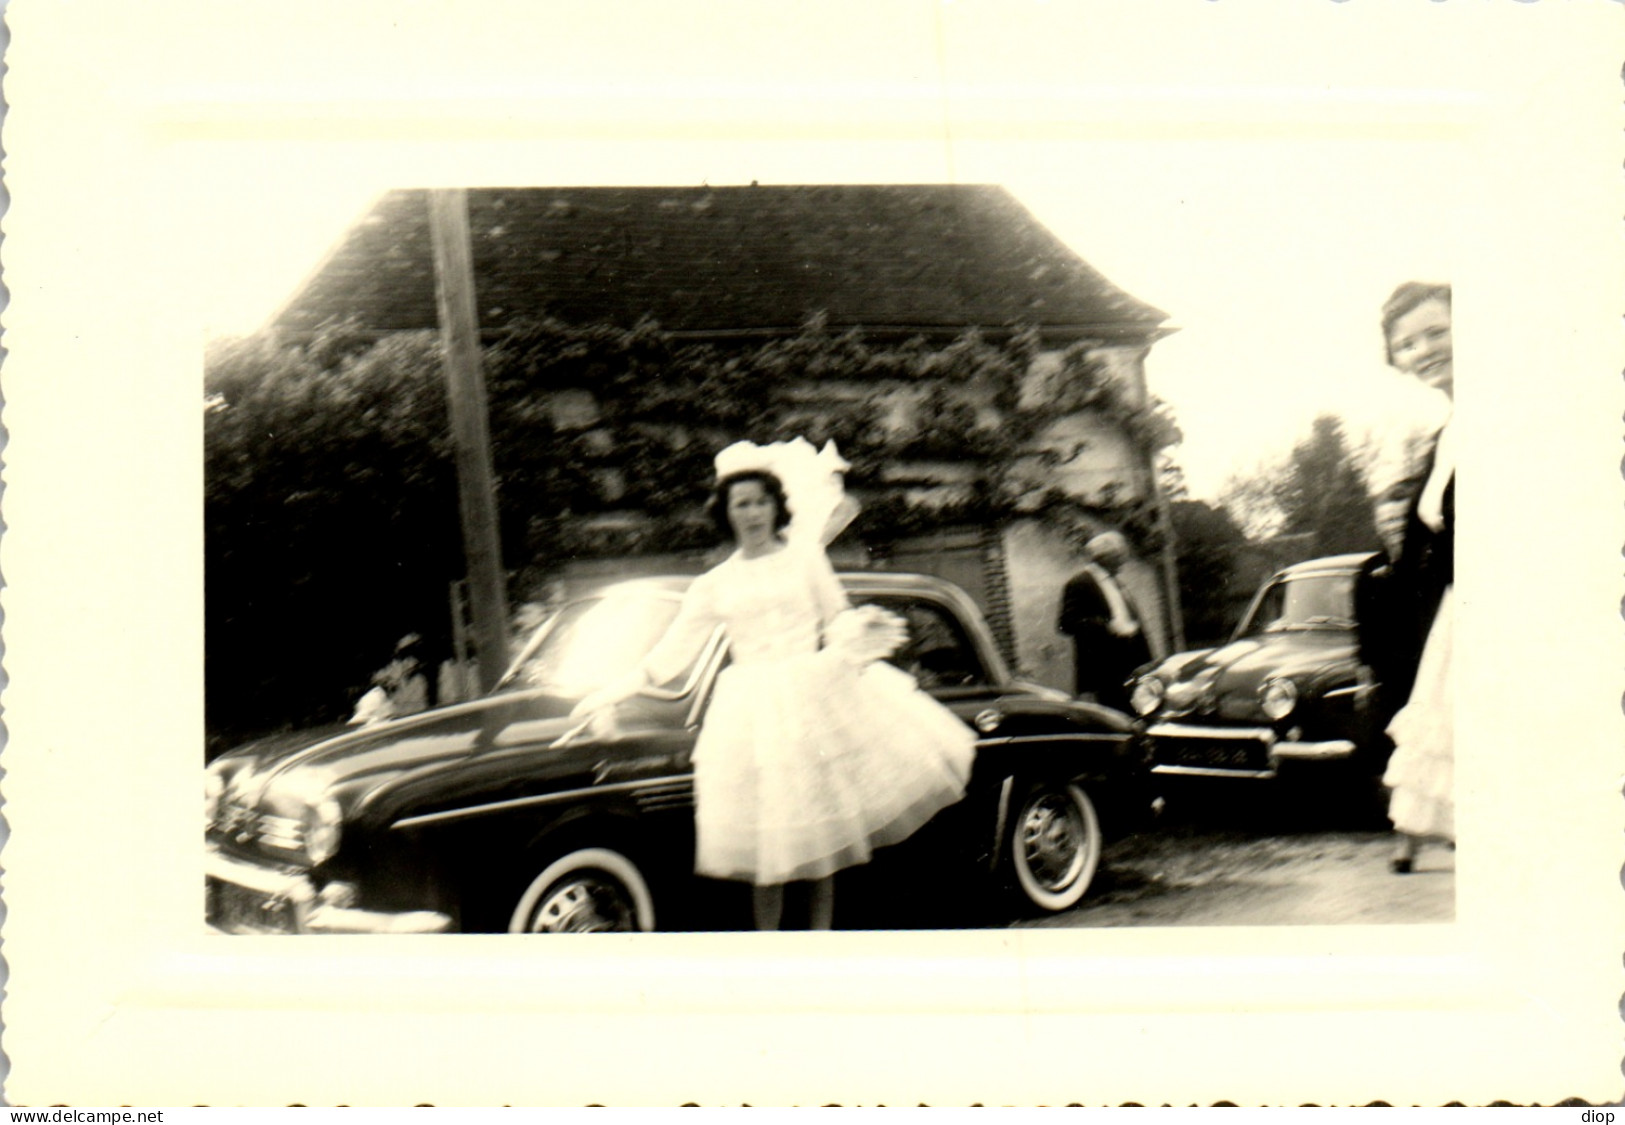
496,593 -> 684,697
1240,573 -> 1356,636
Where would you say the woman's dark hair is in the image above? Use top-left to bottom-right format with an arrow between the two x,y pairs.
1380,281 -> 1452,365
709,470 -> 791,540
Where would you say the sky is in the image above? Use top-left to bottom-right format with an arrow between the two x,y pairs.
1003,138 -> 1456,497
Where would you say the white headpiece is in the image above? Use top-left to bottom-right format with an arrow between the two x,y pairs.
713,440 -> 780,481
713,437 -> 857,547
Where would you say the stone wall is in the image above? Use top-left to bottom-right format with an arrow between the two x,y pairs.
516,339 -> 1175,689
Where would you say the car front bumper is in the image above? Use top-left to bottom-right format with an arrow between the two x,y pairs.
206,846 -> 453,935
1145,721 -> 1356,779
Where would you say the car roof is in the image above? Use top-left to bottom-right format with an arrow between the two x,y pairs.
572,570 -> 1007,678
578,569 -> 975,600
1274,551 -> 1381,579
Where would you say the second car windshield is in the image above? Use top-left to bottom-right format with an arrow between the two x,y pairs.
1243,574 -> 1356,635
499,594 -> 683,697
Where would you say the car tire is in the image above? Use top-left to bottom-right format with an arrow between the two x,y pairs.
508,847 -> 656,934
1005,781 -> 1103,912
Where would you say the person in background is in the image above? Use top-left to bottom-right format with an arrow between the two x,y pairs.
1057,530 -> 1152,712
349,633 -> 431,727
1370,281 -> 1454,874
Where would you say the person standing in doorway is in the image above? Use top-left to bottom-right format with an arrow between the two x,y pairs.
1058,530 -> 1151,713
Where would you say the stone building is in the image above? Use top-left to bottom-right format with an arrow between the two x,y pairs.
273,184 -> 1176,691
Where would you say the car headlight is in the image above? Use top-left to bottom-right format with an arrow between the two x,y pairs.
204,769 -> 226,830
1260,677 -> 1298,721
1130,676 -> 1165,716
303,798 -> 344,866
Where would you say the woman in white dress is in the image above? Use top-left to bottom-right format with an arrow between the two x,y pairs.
572,439 -> 976,929
1373,283 -> 1455,874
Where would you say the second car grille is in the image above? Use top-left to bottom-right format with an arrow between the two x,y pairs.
1155,737 -> 1273,772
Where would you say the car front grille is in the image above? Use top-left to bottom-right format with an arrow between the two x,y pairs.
207,874 -> 300,934
216,801 -> 305,854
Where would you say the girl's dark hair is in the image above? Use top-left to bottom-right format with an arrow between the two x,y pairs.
1380,281 -> 1452,365
709,470 -> 791,540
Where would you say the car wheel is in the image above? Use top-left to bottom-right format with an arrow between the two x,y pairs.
1006,782 -> 1103,912
508,847 -> 656,934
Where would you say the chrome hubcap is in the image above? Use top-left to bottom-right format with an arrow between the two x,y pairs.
530,876 -> 636,933
1020,795 -> 1086,891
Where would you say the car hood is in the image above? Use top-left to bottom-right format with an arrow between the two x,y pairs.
1150,631 -> 1358,717
211,692 -> 584,820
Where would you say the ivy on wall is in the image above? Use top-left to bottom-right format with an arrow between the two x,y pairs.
204,314 -> 1179,740
480,314 -> 1181,568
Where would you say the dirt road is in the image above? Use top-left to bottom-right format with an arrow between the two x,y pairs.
1022,825 -> 1454,929
831,778 -> 1451,931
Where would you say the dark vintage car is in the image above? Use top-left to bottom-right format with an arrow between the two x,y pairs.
1128,552 -> 1399,784
206,572 -> 1155,934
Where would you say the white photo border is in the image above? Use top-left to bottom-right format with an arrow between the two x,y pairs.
3,0 -> 1621,1106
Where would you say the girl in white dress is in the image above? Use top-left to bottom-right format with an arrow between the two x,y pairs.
573,439 -> 976,929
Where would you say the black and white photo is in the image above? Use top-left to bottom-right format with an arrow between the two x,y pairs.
4,0 -> 1620,1106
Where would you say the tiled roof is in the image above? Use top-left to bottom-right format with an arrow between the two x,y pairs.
272,185 -> 1169,343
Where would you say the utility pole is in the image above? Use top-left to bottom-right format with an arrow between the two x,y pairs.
427,188 -> 510,693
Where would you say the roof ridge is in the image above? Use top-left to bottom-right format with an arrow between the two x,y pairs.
274,185 -> 1170,340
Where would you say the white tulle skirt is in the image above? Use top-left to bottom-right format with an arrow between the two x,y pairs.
1383,591 -> 1454,840
692,649 -> 976,885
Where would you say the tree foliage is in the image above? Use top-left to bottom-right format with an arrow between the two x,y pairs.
1218,414 -> 1381,559
205,323 -> 460,743
1167,499 -> 1251,647
206,316 -> 1178,742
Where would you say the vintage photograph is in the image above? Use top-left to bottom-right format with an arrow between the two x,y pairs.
6,0 -> 1619,1106
202,181 -> 1455,937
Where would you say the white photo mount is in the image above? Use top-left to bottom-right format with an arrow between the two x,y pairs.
3,0 -> 1621,1106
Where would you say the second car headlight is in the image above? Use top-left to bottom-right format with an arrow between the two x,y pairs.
1130,676 -> 1165,716
303,798 -> 344,866
1260,677 -> 1299,720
